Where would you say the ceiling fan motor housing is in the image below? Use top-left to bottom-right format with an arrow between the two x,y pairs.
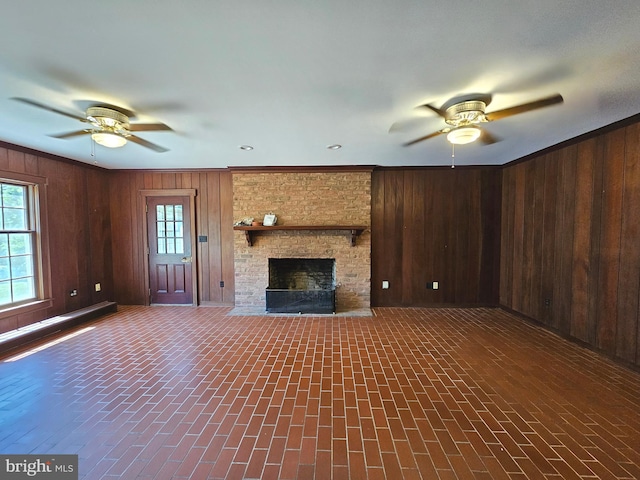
86,106 -> 131,136
445,100 -> 487,127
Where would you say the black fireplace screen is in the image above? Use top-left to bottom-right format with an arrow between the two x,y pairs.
266,258 -> 336,313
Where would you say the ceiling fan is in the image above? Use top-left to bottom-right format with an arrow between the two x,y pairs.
12,97 -> 172,152
399,93 -> 564,147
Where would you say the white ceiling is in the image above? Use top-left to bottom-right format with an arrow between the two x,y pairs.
1,1 -> 640,170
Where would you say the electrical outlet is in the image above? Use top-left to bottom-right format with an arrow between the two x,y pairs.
426,282 -> 439,290
382,280 -> 389,289
95,283 -> 101,292
220,281 -> 224,288
433,281 -> 439,290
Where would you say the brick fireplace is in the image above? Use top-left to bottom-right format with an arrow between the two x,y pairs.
232,169 -> 371,311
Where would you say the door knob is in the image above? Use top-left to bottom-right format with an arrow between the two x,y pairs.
181,256 -> 192,263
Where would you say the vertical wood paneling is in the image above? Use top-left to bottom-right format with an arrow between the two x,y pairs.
461,171 -> 479,301
207,172 -> 223,303
0,146 -> 115,334
424,170 -> 443,303
196,173 -> 210,302
616,124 -> 640,362
25,154 -> 39,174
501,117 -> 640,368
511,164 -> 526,312
480,169 -> 502,303
219,172 -> 235,304
529,160 -> 545,320
86,169 -> 113,304
372,167 -> 501,306
500,166 -> 515,306
0,148 -> 9,170
108,170 -> 234,306
554,146 -> 577,332
113,171 -> 141,304
539,154 -> 558,325
8,150 -> 26,173
401,171 -> 418,304
586,140 -> 605,346
571,139 -> 596,342
521,161 -> 536,315
383,172 -> 405,306
453,171 -> 471,302
38,160 -> 87,311
596,128 -> 625,354
370,168 -> 386,306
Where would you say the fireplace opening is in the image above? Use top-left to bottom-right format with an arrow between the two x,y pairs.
266,258 -> 336,313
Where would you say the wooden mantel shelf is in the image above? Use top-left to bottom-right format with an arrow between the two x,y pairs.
233,225 -> 368,247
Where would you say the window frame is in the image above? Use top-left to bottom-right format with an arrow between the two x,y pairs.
0,171 -> 52,319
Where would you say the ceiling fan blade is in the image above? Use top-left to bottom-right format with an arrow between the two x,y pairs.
127,134 -> 169,153
403,130 -> 446,146
485,94 -> 563,122
12,97 -> 87,122
50,129 -> 91,139
129,122 -> 173,132
417,103 -> 447,118
479,129 -> 499,145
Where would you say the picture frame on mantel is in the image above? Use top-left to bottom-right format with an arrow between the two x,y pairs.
263,214 -> 277,226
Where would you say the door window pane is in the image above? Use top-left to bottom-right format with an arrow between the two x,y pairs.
156,204 -> 185,254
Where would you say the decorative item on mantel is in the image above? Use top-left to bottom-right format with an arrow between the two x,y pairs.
234,217 -> 254,226
263,213 -> 277,226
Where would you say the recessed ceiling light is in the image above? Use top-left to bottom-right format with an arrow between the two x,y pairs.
239,145 -> 254,151
327,144 -> 342,150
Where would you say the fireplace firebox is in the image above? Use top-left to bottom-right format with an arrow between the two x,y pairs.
266,258 -> 336,313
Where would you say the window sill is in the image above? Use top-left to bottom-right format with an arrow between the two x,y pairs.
0,299 -> 53,320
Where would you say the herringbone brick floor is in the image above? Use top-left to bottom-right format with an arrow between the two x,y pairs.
1,306 -> 639,479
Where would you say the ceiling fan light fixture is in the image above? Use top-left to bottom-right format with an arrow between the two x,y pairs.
91,132 -> 127,148
446,126 -> 481,145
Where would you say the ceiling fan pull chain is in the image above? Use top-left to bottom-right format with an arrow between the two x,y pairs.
451,144 -> 455,168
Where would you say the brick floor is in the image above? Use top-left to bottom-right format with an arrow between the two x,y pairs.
1,306 -> 639,479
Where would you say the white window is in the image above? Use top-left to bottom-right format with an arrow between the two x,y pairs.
0,181 -> 39,307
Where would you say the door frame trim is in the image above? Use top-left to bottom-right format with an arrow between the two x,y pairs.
140,189 -> 197,306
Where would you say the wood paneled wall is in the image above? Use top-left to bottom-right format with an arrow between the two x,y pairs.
0,145 -> 113,334
371,167 -> 502,306
108,170 -> 235,306
500,121 -> 640,367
